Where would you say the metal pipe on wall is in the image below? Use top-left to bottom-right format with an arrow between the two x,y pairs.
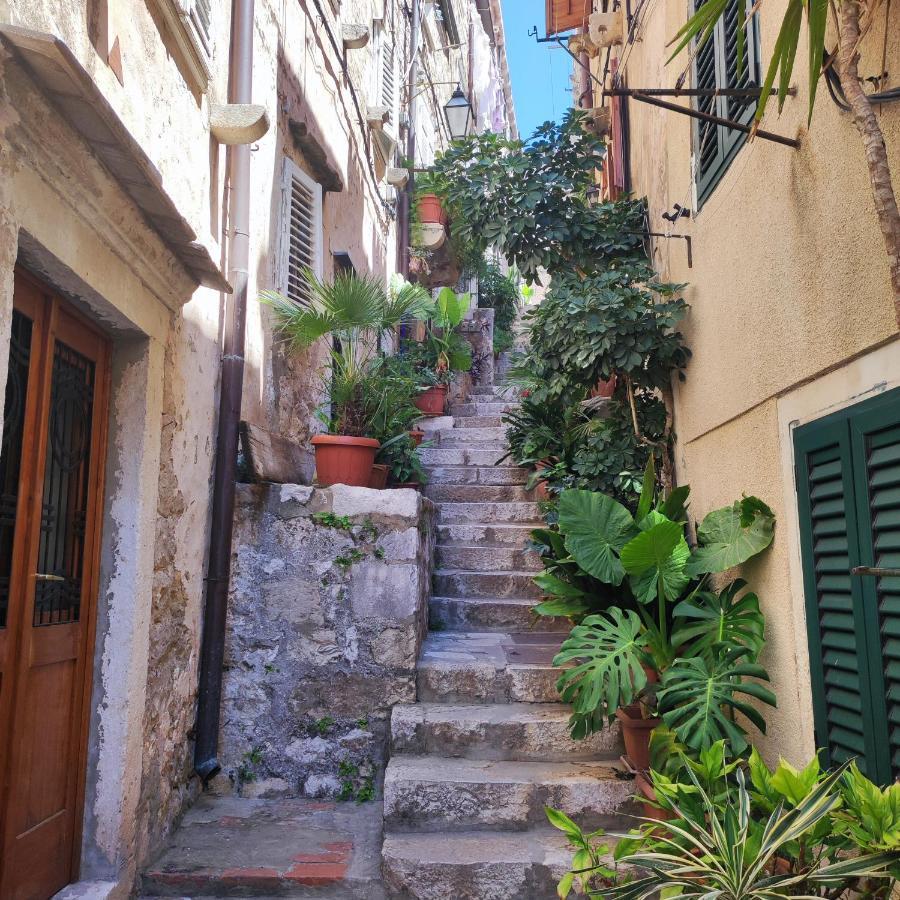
194,0 -> 254,782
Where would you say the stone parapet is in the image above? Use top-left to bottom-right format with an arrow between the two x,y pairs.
221,483 -> 434,801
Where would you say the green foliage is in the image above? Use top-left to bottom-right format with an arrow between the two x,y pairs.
337,758 -> 375,803
380,433 -> 427,485
313,512 -> 353,530
333,548 -> 365,570
429,110 -> 645,282
237,746 -> 264,783
545,808 -> 614,898
686,497 -> 777,576
478,264 -> 520,333
313,716 -> 335,735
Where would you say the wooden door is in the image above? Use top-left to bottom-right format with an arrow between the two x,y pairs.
0,269 -> 110,899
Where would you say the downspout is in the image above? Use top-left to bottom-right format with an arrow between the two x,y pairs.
194,0 -> 254,782
400,0 -> 420,277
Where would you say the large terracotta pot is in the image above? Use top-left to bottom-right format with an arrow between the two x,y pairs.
590,374 -> 618,399
418,193 -> 447,226
634,771 -> 675,822
616,704 -> 661,771
414,384 -> 448,416
311,434 -> 379,487
531,459 -> 552,501
369,463 -> 389,489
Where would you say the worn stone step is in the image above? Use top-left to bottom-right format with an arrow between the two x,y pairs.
436,545 -> 542,572
424,465 -> 529,486
384,756 -> 633,833
436,502 -> 542,525
451,401 -> 517,417
419,448 -> 515,467
434,569 -> 542,599
436,523 -> 536,548
429,596 -> 566,633
454,415 -> 504,428
417,631 -> 563,703
390,703 -> 621,762
425,484 -> 532,503
139,796 -> 385,898
436,426 -> 507,444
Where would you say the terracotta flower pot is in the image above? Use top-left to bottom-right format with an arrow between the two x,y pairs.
311,434 -> 379,487
531,459 -> 552,501
590,374 -> 618,399
393,480 -> 421,491
414,384 -> 448,416
409,429 -> 426,447
418,193 -> 447,226
369,463 -> 389,489
616,704 -> 661,772
634,771 -> 675,822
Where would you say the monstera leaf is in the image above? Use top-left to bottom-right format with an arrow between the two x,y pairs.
557,490 -> 637,586
686,496 -> 776,576
620,519 -> 690,604
671,579 -> 765,662
553,608 -> 648,737
657,646 -> 777,753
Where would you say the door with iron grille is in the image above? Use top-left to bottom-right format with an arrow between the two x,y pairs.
0,268 -> 110,899
794,387 -> 900,786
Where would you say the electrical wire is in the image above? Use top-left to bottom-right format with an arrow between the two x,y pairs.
823,47 -> 900,111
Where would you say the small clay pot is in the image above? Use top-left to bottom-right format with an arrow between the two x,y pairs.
311,434 -> 379,488
616,704 -> 661,772
414,384 -> 448,416
417,193 -> 448,226
634,771 -> 675,822
369,463 -> 389,489
409,429 -> 426,447
393,481 -> 422,492
531,460 -> 552,501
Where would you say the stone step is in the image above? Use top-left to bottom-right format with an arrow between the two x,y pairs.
425,484 -> 533,503
417,631 -> 562,703
451,401 -> 517,417
436,523 -> 536,548
454,415 -> 504,428
384,756 -> 633,834
140,796 -> 385,898
382,829 -> 571,899
429,596 -> 566,633
390,703 -> 621,762
436,502 -> 542,525
436,426 -> 507,445
424,465 -> 529,486
419,448 -> 515,467
434,569 -> 543,600
435,545 -> 542,572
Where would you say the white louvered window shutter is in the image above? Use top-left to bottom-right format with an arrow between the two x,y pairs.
281,159 -> 323,305
381,37 -> 397,126
188,0 -> 213,58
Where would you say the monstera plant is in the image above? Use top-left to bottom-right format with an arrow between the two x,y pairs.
539,460 -> 777,753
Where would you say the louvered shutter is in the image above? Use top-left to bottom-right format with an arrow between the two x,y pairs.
545,0 -> 593,36
281,159 -> 323,305
693,0 -> 760,204
381,38 -> 397,128
189,0 -> 213,57
795,387 -> 900,786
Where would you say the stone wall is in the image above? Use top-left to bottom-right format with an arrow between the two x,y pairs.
221,483 -> 434,801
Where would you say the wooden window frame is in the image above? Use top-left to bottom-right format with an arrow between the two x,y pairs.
150,0 -> 213,93
692,0 -> 760,206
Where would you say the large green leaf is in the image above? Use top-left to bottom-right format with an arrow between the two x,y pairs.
621,520 -> 690,603
685,496 -> 775,576
557,489 -> 637,586
657,647 -> 777,753
671,578 -> 765,662
553,609 -> 647,735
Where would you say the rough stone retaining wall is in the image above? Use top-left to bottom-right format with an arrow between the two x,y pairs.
220,483 -> 434,801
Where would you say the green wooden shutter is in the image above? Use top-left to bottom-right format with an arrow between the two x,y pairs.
795,387 -> 900,786
694,0 -> 760,205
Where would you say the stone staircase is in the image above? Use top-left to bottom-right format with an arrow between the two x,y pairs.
381,386 -> 632,899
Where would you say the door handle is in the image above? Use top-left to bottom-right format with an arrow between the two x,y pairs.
34,573 -> 66,582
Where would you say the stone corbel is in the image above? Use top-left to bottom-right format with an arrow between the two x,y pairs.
386,167 -> 409,188
342,25 -> 370,50
209,103 -> 270,145
366,105 -> 390,131
589,10 -> 625,47
414,223 -> 447,251
569,32 -> 600,59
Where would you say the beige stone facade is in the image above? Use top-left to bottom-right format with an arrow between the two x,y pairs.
580,2 -> 899,766
0,0 -> 514,895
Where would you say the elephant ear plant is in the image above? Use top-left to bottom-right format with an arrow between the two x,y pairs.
544,460 -> 777,750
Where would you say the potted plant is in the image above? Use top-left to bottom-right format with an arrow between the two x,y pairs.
261,270 -> 432,487
415,170 -> 448,226
536,458 -> 777,768
382,434 -> 429,490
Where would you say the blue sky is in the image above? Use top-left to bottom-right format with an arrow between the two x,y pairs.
501,1 -> 573,139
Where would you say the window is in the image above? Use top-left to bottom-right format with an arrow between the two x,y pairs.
151,0 -> 213,91
372,19 -> 399,130
280,159 -> 323,305
693,0 -> 760,205
794,387 -> 900,786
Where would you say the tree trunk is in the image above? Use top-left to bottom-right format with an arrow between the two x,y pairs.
836,0 -> 900,328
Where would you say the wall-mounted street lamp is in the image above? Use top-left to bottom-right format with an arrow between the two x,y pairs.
443,84 -> 473,140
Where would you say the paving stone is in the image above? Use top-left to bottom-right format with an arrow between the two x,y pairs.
424,466 -> 529,486
384,756 -> 634,832
424,484 -> 532,503
435,523 -> 536,547
436,502 -> 543,524
390,703 -> 622,761
454,415 -> 504,428
429,596 -> 566,632
436,426 -> 506,445
418,448 -> 516,467
140,795 -> 385,897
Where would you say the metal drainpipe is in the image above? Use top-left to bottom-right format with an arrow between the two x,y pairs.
194,0 -> 254,782
400,0 -> 420,277
578,26 -> 594,110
